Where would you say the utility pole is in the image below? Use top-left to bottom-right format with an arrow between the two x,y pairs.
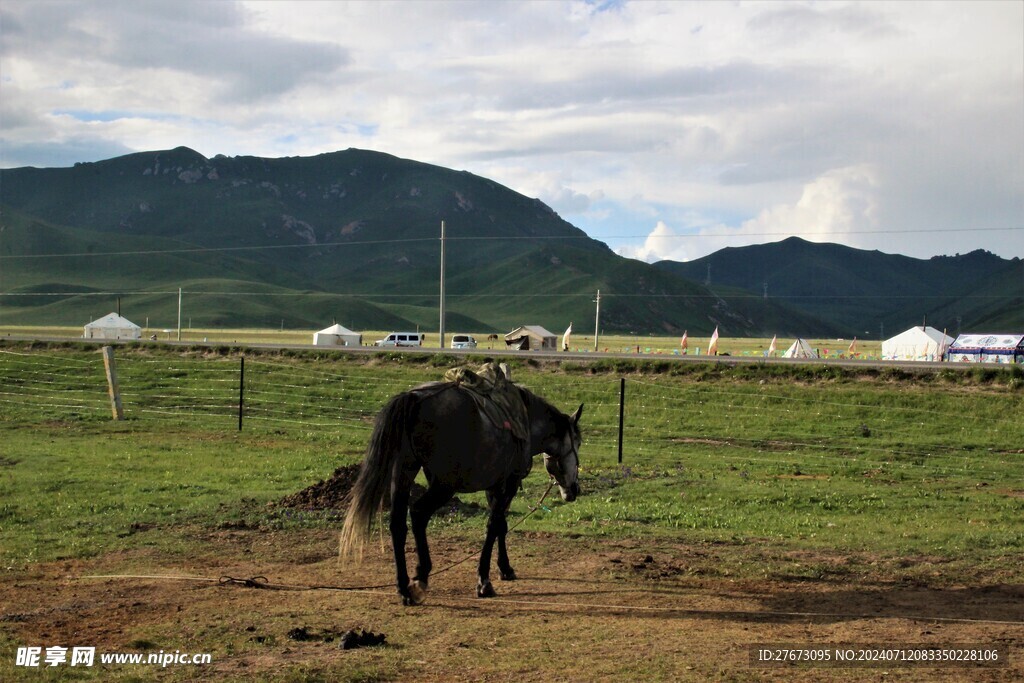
593,289 -> 601,352
439,220 -> 446,349
177,287 -> 182,341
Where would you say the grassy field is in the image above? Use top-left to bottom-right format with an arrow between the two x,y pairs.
1,340 -> 1021,561
1,341 -> 1022,680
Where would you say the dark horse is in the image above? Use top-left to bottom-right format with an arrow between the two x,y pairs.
339,374 -> 583,605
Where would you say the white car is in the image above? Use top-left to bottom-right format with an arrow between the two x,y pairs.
450,334 -> 477,349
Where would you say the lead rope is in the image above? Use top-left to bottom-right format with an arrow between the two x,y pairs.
419,477 -> 557,579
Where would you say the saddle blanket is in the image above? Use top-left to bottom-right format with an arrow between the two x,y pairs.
442,362 -> 530,443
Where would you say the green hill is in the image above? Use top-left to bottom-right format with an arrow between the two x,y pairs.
9,149 -> 1011,337
0,147 -> 829,336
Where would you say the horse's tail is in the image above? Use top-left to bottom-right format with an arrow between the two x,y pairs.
339,391 -> 419,562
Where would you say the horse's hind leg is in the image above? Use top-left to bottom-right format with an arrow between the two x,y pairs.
409,483 -> 455,592
390,467 -> 419,605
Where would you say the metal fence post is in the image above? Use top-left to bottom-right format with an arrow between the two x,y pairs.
617,377 -> 625,464
238,356 -> 245,431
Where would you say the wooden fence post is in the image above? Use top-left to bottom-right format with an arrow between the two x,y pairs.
101,346 -> 125,421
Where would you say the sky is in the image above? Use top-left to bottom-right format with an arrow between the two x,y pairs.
1,0 -> 1022,262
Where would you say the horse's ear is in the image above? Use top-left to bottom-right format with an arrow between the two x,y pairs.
571,403 -> 584,425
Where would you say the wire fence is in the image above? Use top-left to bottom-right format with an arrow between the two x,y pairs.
2,346 -> 1022,481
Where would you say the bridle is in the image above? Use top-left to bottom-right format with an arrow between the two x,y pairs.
544,422 -> 580,486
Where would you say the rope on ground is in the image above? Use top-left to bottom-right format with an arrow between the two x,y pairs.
77,482 -> 1022,627
74,573 -> 1024,626
81,573 -> 394,594
82,481 -> 560,594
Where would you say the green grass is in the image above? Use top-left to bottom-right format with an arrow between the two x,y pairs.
1,341 -> 1022,574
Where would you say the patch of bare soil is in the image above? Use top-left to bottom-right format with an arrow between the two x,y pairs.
275,465 -> 483,515
276,464 -> 362,510
1,532 -> 1021,682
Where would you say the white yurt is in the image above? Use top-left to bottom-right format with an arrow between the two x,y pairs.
881,326 -> 953,361
782,338 -> 818,359
313,324 -> 362,347
83,313 -> 142,340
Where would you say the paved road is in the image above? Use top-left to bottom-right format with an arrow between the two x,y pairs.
3,333 -> 979,372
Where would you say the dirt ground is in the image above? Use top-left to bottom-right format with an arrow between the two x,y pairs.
1,526 -> 1021,682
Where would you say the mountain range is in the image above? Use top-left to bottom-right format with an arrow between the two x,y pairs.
656,237 -> 1023,338
1,147 -> 1020,338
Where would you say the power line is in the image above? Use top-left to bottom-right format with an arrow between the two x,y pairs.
0,290 -> 1014,301
1,226 -> 1019,260
0,236 -> 437,260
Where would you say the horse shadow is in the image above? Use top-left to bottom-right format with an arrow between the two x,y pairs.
440,575 -> 1023,625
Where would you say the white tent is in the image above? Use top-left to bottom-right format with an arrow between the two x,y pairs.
881,326 -> 953,361
313,324 -> 361,347
84,312 -> 142,340
782,338 -> 818,359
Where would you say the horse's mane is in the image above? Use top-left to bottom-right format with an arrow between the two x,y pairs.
517,385 -> 567,424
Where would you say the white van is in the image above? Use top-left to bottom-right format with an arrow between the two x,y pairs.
374,332 -> 424,347
450,334 -> 477,349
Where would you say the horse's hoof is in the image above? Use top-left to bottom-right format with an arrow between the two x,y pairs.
477,581 -> 496,598
406,580 -> 427,605
499,568 -> 517,581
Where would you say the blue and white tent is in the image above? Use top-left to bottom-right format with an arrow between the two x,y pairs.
947,334 -> 1024,364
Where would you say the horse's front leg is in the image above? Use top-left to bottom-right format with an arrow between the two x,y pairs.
496,530 -> 516,582
477,479 -> 518,598
409,483 -> 455,600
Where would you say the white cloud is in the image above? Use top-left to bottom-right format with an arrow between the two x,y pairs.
741,165 -> 879,243
616,221 -> 689,262
618,165 -> 881,262
1,0 -> 1021,259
